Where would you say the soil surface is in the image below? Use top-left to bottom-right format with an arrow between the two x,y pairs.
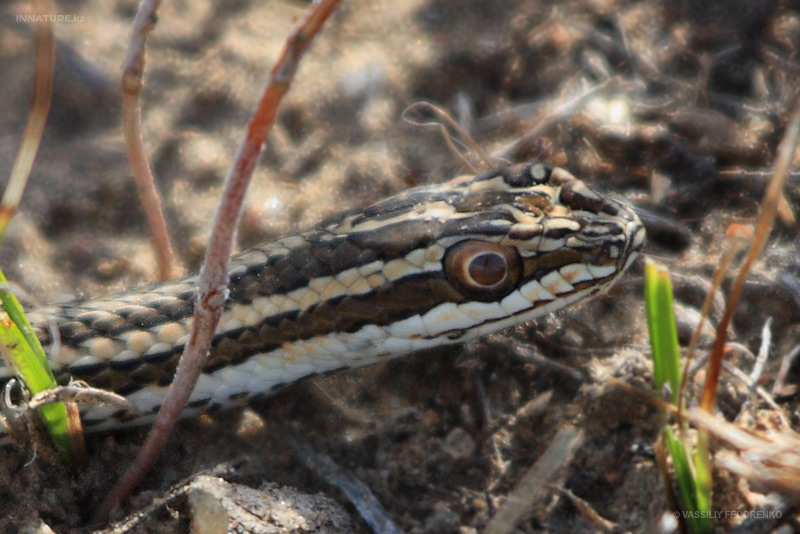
1,0 -> 800,532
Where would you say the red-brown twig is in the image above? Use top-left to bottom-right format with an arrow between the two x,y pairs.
120,0 -> 175,281
699,97 -> 800,413
677,223 -> 751,421
92,0 -> 343,524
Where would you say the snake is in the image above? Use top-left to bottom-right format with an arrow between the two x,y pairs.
0,162 -> 645,433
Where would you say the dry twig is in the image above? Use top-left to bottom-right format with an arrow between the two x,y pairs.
484,425 -> 584,534
120,0 -> 175,281
92,0 -> 343,523
699,97 -> 800,413
0,0 -> 54,242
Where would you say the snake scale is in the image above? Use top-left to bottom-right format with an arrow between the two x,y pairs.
0,162 -> 644,433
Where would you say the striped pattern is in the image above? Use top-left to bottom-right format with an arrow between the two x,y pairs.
1,162 -> 645,432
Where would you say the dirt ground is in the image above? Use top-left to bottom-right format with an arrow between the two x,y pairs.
1,0 -> 800,532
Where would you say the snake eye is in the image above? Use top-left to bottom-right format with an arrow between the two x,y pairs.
444,240 -> 522,302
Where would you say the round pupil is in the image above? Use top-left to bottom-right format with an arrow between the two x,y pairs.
468,252 -> 507,286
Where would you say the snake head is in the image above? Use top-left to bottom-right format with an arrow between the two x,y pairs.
431,162 -> 645,305
337,161 -> 644,343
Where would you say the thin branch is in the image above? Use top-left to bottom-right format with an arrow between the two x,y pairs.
677,223 -> 750,420
0,0 -> 54,243
699,96 -> 800,413
402,101 -> 491,171
484,425 -> 584,534
284,421 -> 405,534
490,78 -> 615,161
91,0 -> 343,523
120,0 -> 175,280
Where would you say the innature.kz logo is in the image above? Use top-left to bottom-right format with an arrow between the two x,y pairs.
17,14 -> 86,23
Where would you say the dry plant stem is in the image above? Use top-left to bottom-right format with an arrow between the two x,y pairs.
653,438 -> 680,527
402,101 -> 491,171
484,425 -> 584,534
718,170 -> 797,225
699,98 -> 800,413
0,0 -> 54,242
121,0 -> 175,281
64,402 -> 86,467
677,224 -> 750,420
776,194 -> 795,226
26,383 -> 130,411
91,0 -> 344,524
554,487 -> 619,532
748,319 -> 772,395
284,422 -> 405,534
772,343 -> 800,397
718,169 -> 800,181
720,361 -> 784,417
613,380 -> 800,496
491,79 -> 613,161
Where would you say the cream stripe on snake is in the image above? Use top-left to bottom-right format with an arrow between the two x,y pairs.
0,162 -> 645,433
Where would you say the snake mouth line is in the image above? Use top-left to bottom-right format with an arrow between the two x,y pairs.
424,270 -> 621,343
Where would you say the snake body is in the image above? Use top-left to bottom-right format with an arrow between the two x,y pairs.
1,162 -> 644,432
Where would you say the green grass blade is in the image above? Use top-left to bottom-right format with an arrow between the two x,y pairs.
0,268 -> 70,461
693,430 -> 713,524
645,259 -> 713,533
664,428 -> 712,533
643,258 -> 682,403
